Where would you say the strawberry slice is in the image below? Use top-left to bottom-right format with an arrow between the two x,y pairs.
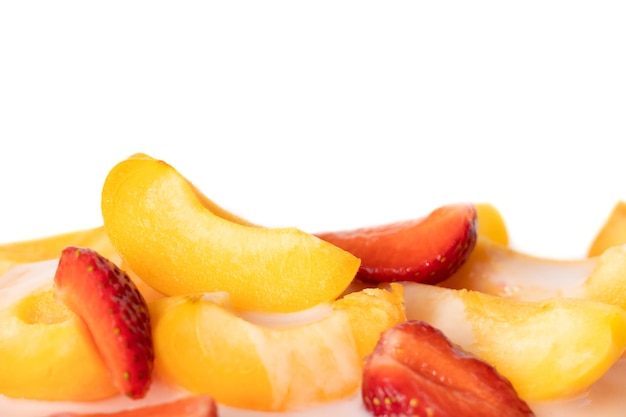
362,320 -> 534,417
316,203 -> 477,284
54,246 -> 154,399
48,395 -> 218,417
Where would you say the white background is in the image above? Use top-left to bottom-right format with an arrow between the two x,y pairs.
0,2 -> 624,259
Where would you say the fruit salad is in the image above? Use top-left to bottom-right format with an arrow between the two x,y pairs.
2,153 -> 626,417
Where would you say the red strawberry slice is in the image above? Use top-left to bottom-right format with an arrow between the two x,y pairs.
47,395 -> 218,417
54,246 -> 154,399
362,320 -> 534,417
316,203 -> 477,284
49,395 -> 217,417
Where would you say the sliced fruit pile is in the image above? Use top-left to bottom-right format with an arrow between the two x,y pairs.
402,283 -> 626,400
356,200 -> 626,416
0,153 -> 410,413
1,152 -> 626,417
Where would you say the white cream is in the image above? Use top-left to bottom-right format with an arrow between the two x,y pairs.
0,260 -> 58,310
239,302 -> 333,328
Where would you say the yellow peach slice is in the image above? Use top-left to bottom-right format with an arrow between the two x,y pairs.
101,154 -> 360,313
582,244 -> 626,310
439,236 -> 596,300
149,284 -> 405,411
0,260 -> 117,401
0,226 -> 164,303
439,236 -> 626,311
475,202 -> 509,246
588,201 -> 626,257
402,282 -> 626,401
0,226 -> 119,276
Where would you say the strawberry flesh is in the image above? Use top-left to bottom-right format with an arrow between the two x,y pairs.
362,320 -> 535,417
54,246 -> 154,399
316,203 -> 478,285
47,395 -> 218,417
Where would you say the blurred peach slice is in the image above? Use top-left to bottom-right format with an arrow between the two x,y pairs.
0,226 -> 164,303
588,201 -> 626,257
0,226 -> 118,276
475,202 -> 509,246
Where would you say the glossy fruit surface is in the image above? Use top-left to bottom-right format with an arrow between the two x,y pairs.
0,260 -> 117,400
54,247 -> 154,399
362,320 -> 534,417
403,282 -> 626,400
316,203 -> 477,285
149,285 -> 405,411
101,153 -> 360,313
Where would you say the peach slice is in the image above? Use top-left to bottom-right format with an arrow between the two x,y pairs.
0,227 -> 164,303
0,260 -> 117,401
149,284 -> 405,411
582,244 -> 626,311
439,236 -> 596,300
101,154 -> 360,313
588,201 -> 626,257
475,202 -> 509,246
439,236 -> 626,311
401,282 -> 626,401
0,226 -> 119,276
